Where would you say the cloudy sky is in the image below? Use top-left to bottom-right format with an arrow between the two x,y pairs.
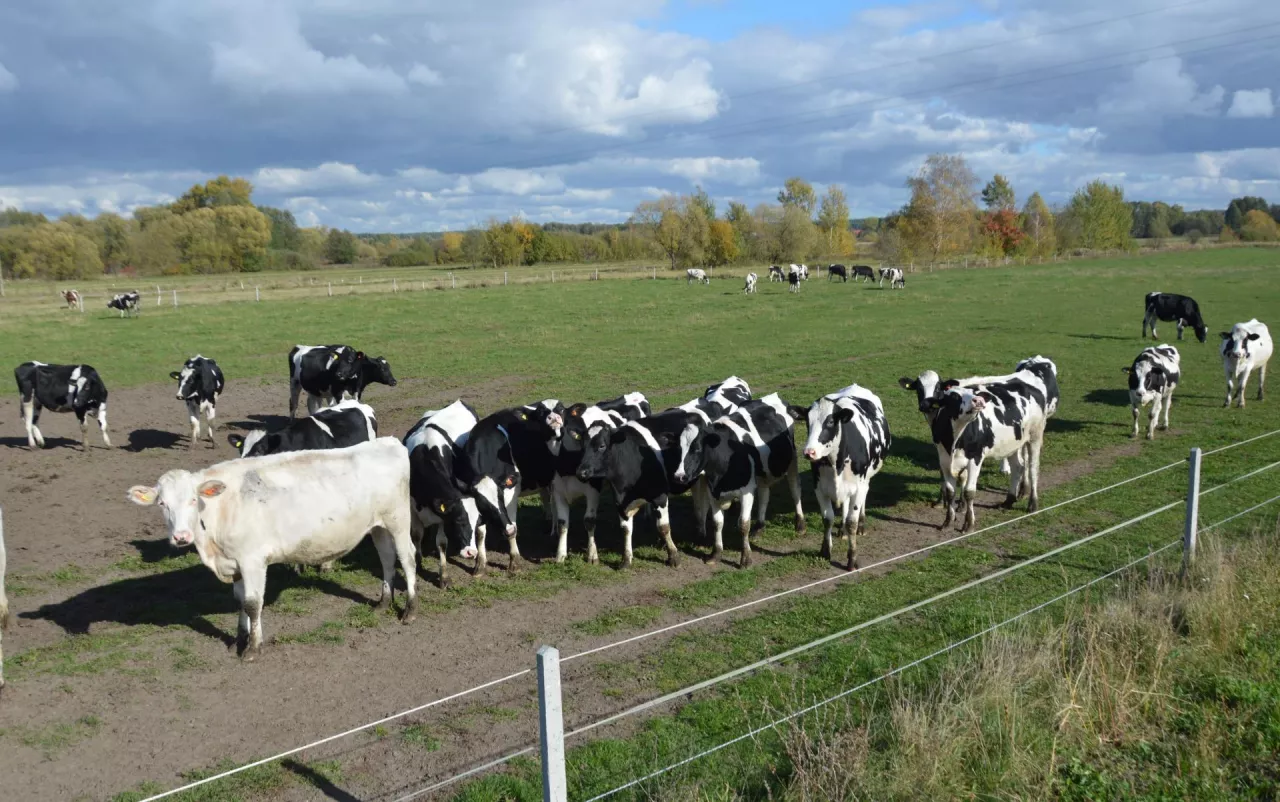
0,0 -> 1275,232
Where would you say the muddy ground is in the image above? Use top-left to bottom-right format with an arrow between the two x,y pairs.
0,378 -> 1112,801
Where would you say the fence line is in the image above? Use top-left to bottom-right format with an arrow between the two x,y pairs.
1201,427 -> 1280,457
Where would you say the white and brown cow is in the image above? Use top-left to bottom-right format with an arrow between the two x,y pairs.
15,361 -> 111,449
172,355 -> 225,449
127,437 -> 418,660
62,289 -> 81,310
1221,319 -> 1272,409
1123,345 -> 1180,438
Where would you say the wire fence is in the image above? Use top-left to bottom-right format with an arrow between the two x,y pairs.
136,430 -> 1280,802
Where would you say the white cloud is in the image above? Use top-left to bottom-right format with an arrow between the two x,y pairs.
471,168 -> 565,195
407,63 -> 443,86
0,61 -> 16,92
253,162 -> 378,192
1227,88 -> 1274,119
1097,57 -> 1224,120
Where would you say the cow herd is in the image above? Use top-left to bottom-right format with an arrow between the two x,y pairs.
688,263 -> 906,294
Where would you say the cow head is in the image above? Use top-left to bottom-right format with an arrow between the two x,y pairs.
802,398 -> 855,463
671,421 -> 715,485
1220,329 -> 1261,360
171,357 -> 214,401
576,427 -> 624,482
128,471 -> 226,547
929,388 -> 987,427
360,355 -> 397,388
560,403 -> 615,461
227,429 -> 269,457
434,498 -> 478,560
898,370 -> 943,415
329,348 -> 360,382
519,400 -> 564,443
1193,324 -> 1208,344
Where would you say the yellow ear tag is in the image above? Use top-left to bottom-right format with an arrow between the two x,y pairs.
439,502 -> 447,512
520,412 -> 528,420
504,477 -> 514,487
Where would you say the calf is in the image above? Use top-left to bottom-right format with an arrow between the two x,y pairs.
1144,292 -> 1207,343
788,270 -> 801,293
15,361 -> 111,449
879,267 -> 905,289
686,268 -> 709,285
62,289 -> 81,310
1220,319 -> 1272,408
851,265 -> 876,282
743,272 -> 758,294
596,392 -> 651,421
287,344 -> 359,418
107,290 -> 140,318
404,400 -> 484,587
928,377 -> 1049,532
335,355 -> 397,402
798,385 -> 891,570
827,264 -> 848,282
172,355 -> 225,449
1123,345 -> 1180,439
228,400 -> 377,458
0,506 -> 8,695
768,265 -> 785,282
128,437 -> 418,660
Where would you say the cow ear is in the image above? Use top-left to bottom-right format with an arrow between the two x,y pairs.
197,480 -> 226,498
1121,367 -> 1131,373
1220,332 -> 1230,340
897,377 -> 916,390
835,406 -> 855,423
609,428 -> 628,445
1248,333 -> 1261,341
940,379 -> 960,391
566,403 -> 588,418
785,404 -> 807,420
227,434 -> 245,450
704,432 -> 721,448
169,371 -> 182,380
356,351 -> 365,360
128,485 -> 158,506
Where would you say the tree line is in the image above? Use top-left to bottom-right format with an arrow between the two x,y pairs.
1,157 -> 1278,280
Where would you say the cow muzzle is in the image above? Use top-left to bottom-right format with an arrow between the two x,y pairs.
460,546 -> 478,560
803,447 -> 818,460
171,530 -> 195,547
673,469 -> 687,483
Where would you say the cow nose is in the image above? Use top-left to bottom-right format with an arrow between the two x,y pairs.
803,447 -> 817,459
673,469 -> 686,482
172,530 -> 194,546
460,547 -> 477,560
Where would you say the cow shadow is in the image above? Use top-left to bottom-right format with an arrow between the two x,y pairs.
892,435 -> 939,472
0,435 -> 81,450
1083,389 -> 1131,407
228,413 -> 290,432
127,428 -> 183,452
283,762 -> 360,802
1046,418 -> 1088,434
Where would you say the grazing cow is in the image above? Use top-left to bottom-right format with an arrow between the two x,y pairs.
1144,292 -> 1207,343
62,290 -> 81,310
827,265 -> 848,282
228,400 -> 377,458
596,392 -> 651,421
879,267 -> 905,289
788,270 -> 801,293
456,401 -> 564,573
172,355 -> 225,449
127,438 -> 418,660
743,272 -> 758,294
0,506 -> 7,695
798,385 -> 891,570
107,291 -> 141,318
927,376 -> 1049,532
287,344 -> 360,418
686,268 -> 709,285
404,400 -> 484,587
1220,319 -> 1272,408
768,265 -> 785,282
334,355 -> 397,402
851,265 -> 876,282
15,361 -> 110,449
1122,345 -> 1180,439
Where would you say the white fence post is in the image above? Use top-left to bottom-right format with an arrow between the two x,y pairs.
505,271 -> 509,286
172,290 -> 178,308
255,286 -> 260,302
536,646 -> 568,802
328,282 -> 333,297
156,285 -> 162,306
78,294 -> 84,313
653,267 -> 656,280
452,273 -> 456,289
1183,447 -> 1202,575
393,278 -> 397,293
0,271 -> 5,297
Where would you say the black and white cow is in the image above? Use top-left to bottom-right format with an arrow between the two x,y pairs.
1144,292 -> 1207,343
927,375 -> 1050,532
789,264 -> 809,281
827,265 -> 848,282
851,265 -> 876,282
287,344 -> 360,418
788,270 -> 801,293
596,392 -> 651,421
743,272 -> 758,294
797,385 -> 891,570
768,265 -> 785,282
403,400 -> 484,587
456,401 -> 564,573
878,267 -> 905,289
1122,345 -> 1180,439
334,355 -> 397,403
171,355 -> 225,449
228,399 -> 377,458
15,361 -> 111,449
679,376 -> 752,424
1220,319 -> 1272,409
107,291 -> 140,318
551,403 -> 624,564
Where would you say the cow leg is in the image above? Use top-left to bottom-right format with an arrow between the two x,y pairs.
435,527 -> 451,590
1026,434 -> 1043,513
540,487 -> 556,539
940,469 -> 958,529
474,524 -> 489,578
288,381 -> 301,420
693,480 -> 718,564
96,403 -> 110,448
391,515 -> 418,624
750,483 -> 770,536
1258,362 -> 1267,401
960,462 -> 981,533
186,399 -> 201,449
233,578 -> 249,653
787,460 -> 806,535
1176,320 -> 1184,341
584,487 -> 601,565
655,496 -> 680,567
709,503 -> 725,566
816,485 -> 835,560
1162,389 -> 1175,429
738,492 -> 755,569
204,401 -> 218,445
1224,370 -> 1236,408
1003,451 -> 1025,508
306,393 -> 322,416
619,511 -> 635,569
22,397 -> 44,449
1238,366 -> 1254,409
1147,394 -> 1162,439
240,562 -> 267,660
76,409 -> 89,449
371,526 -> 398,611
505,491 -> 523,574
845,488 -> 865,571
552,487 -> 571,564
1130,398 -> 1142,437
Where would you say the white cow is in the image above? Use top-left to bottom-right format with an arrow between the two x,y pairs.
1221,319 -> 1272,409
743,272 -> 758,294
768,265 -> 785,282
1123,345 -> 1180,439
0,506 -> 8,695
686,268 -> 709,285
127,437 -> 418,659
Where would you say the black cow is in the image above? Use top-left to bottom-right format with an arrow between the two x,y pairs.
15,362 -> 111,450
596,392 -> 651,421
456,401 -> 564,573
827,264 -> 848,282
404,400 -> 484,587
287,344 -> 360,418
1144,292 -> 1207,343
228,400 -> 377,458
851,265 -> 876,282
107,291 -> 140,318
335,355 -> 397,402
171,355 -> 225,449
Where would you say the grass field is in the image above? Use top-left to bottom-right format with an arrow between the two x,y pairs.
3,246 -> 1280,801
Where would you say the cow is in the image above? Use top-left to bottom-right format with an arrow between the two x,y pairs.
171,355 -> 225,449
228,400 -> 377,458
287,344 -> 360,419
1220,319 -> 1272,409
15,361 -> 111,450
596,392 -> 651,421
127,437 -> 418,660
404,400 -> 484,587
797,384 -> 891,571
788,270 -> 801,293
827,265 -> 848,282
687,268 -> 709,285
456,401 -> 564,573
768,265 -> 785,282
743,272 -> 758,294
851,265 -> 876,282
334,355 -> 397,403
927,376 -> 1050,533
1144,292 -> 1207,343
879,267 -> 905,289
679,376 -> 752,424
789,264 -> 809,281
62,289 -> 81,310
1122,345 -> 1180,439
0,506 -> 8,696
107,290 -> 140,318
551,403 -> 626,564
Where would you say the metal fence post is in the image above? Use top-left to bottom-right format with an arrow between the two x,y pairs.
537,646 -> 568,802
1183,447 -> 1202,575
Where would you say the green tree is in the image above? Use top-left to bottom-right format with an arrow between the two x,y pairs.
483,218 -> 525,267
1240,209 -> 1280,242
93,213 -> 133,268
816,185 -> 854,256
324,228 -> 359,264
172,176 -> 255,214
777,177 -> 817,216
655,208 -> 685,270
0,207 -> 48,227
680,197 -> 711,267
1225,196 -> 1269,232
1066,180 -> 1133,251
133,205 -> 173,231
4,222 -> 103,279
215,205 -> 272,271
776,203 -> 818,262
689,185 -> 715,222
981,174 -> 1016,211
258,206 -> 301,251
725,201 -> 755,259
1019,192 -> 1056,256
901,154 -> 978,260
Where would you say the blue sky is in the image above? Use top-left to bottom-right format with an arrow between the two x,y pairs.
0,0 -> 1275,231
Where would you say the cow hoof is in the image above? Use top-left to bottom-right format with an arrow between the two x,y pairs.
739,553 -> 752,569
1001,496 -> 1017,509
587,554 -> 599,565
374,596 -> 391,611
621,556 -> 633,570
846,558 -> 858,572
437,577 -> 451,591
507,560 -> 523,575
401,603 -> 418,625
704,549 -> 722,565
750,521 -> 766,536
667,551 -> 681,568
819,544 -> 831,560
242,644 -> 262,662
1027,499 -> 1039,513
